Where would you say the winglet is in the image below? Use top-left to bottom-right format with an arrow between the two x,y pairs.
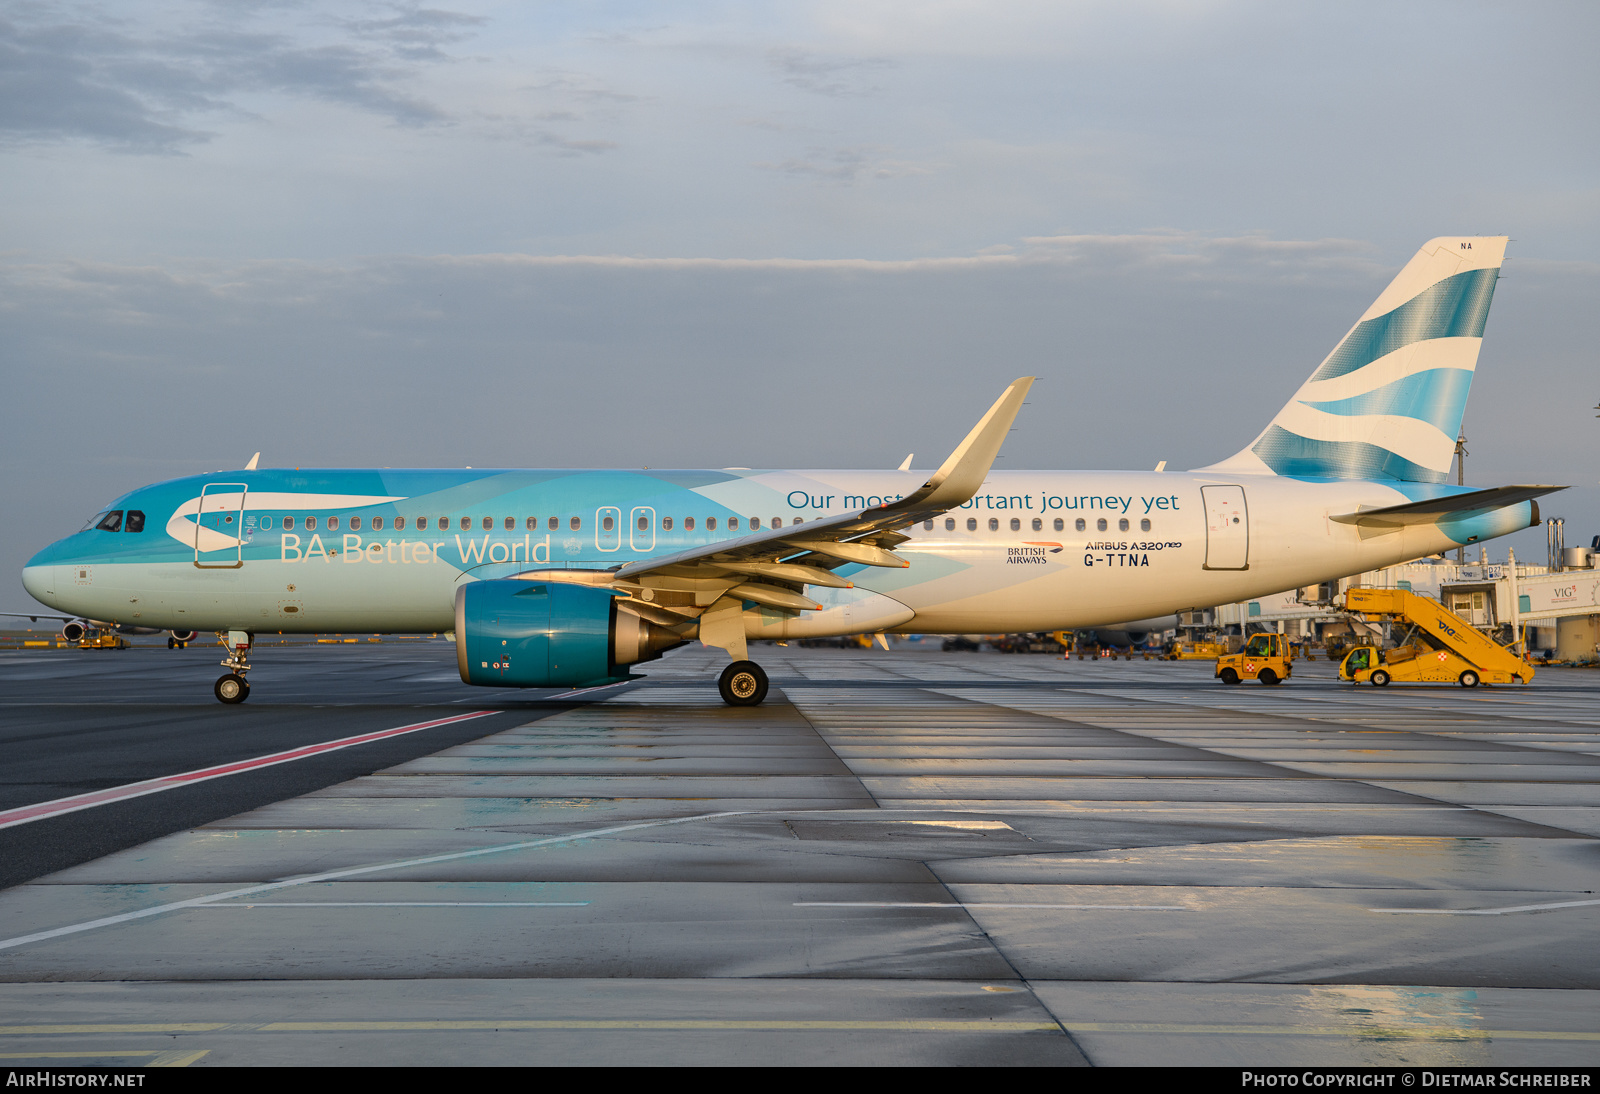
907,378 -> 1034,510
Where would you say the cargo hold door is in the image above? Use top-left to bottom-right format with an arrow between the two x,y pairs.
1202,485 -> 1249,570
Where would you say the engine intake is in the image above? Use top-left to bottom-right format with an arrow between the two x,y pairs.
455,580 -> 685,688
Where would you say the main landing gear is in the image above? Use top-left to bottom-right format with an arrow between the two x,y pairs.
718,660 -> 769,707
215,630 -> 254,704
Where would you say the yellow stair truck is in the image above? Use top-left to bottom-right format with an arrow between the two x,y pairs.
1337,587 -> 1533,688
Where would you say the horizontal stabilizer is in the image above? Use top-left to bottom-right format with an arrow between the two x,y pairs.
1330,485 -> 1565,529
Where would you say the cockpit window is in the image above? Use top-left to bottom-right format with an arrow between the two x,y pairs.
125,510 -> 145,533
82,512 -> 107,532
95,511 -> 124,532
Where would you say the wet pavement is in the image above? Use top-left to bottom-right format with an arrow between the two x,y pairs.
1,645 -> 1598,1066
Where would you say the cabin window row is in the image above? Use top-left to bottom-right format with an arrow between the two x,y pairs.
920,516 -> 1153,533
260,514 -> 807,532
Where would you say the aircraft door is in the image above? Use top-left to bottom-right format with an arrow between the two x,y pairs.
1201,485 -> 1249,570
195,482 -> 248,569
595,507 -> 622,552
630,507 -> 656,552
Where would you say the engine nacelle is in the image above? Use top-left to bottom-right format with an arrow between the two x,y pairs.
60,622 -> 86,643
170,630 -> 198,643
454,580 -> 685,688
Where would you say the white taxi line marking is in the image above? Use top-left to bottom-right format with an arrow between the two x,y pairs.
794,902 -> 1187,910
1370,897 -> 1600,916
0,710 -> 502,831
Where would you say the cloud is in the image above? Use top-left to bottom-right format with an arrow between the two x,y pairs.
767,47 -> 892,97
755,144 -> 935,184
0,2 -> 471,152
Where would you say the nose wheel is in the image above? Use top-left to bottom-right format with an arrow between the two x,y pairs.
718,661 -> 769,706
215,673 -> 250,704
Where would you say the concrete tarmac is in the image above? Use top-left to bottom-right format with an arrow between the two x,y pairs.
1,643 -> 1598,1067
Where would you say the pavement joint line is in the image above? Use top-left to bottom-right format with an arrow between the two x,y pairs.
0,1050 -> 210,1066
199,901 -> 592,908
794,902 -> 1189,910
0,709 -> 505,831
1369,896 -> 1600,915
0,810 -> 754,954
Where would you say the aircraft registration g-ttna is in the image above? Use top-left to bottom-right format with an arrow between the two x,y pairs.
21,237 -> 1563,705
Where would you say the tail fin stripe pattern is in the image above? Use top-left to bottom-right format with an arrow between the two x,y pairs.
1300,367 -> 1474,435
1310,267 -> 1498,383
1250,425 -> 1448,484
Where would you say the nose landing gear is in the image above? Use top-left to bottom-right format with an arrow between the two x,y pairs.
214,630 -> 254,704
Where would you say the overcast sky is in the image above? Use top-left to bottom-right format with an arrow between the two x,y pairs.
4,0 -> 1597,599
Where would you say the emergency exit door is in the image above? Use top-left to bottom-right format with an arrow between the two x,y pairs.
1202,485 -> 1249,570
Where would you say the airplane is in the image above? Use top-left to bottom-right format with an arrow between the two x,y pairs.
19,236 -> 1563,705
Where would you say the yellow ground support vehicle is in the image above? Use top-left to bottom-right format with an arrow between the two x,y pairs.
1337,587 -> 1533,688
1215,633 -> 1292,686
1169,640 -> 1227,661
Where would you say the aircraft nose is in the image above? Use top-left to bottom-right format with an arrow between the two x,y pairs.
22,562 -> 58,605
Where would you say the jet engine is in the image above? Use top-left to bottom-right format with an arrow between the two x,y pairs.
60,622 -> 85,643
454,580 -> 686,688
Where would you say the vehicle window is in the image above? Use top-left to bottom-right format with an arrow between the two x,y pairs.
414,517 -> 426,530
706,517 -> 717,530
483,516 -> 494,530
966,518 -> 977,531
371,517 -> 384,531
328,516 -> 340,530
284,516 -> 296,530
945,518 -> 955,530
1096,518 -> 1107,532
1140,518 -> 1151,531
749,517 -> 760,530
526,517 -> 538,530
1246,636 -> 1270,656
570,516 -> 581,530
306,516 -> 318,530
602,515 -> 614,532
770,517 -> 782,528
350,516 -> 362,530
638,515 -> 650,530
1032,518 -> 1042,531
1075,518 -> 1085,531
727,517 -> 738,530
548,517 -> 558,530
988,518 -> 999,531
1118,518 -> 1129,532
923,520 -> 934,530
95,511 -> 124,532
394,517 -> 405,530
662,516 -> 674,531
1053,518 -> 1064,531
123,510 -> 145,532
82,512 -> 108,532
439,517 -> 450,530
505,517 -> 515,531
685,517 -> 695,531
1009,518 -> 1021,532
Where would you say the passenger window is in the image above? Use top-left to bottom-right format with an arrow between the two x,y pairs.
548,517 -> 558,531
526,517 -> 538,530
1118,518 -> 1129,532
685,517 -> 696,531
570,516 -> 581,530
95,511 -> 124,532
350,516 -> 362,530
662,516 -> 674,531
770,517 -> 782,528
307,516 -> 318,530
945,518 -> 955,531
483,516 -> 493,530
437,517 -> 449,530
727,517 -> 738,530
1009,518 -> 1020,532
394,517 -> 405,530
1031,518 -> 1042,531
923,520 -> 933,530
372,517 -> 384,531
966,518 -> 977,531
602,515 -> 615,532
750,517 -> 761,530
1075,518 -> 1086,532
284,516 -> 296,530
1054,518 -> 1064,532
706,517 -> 717,531
1140,518 -> 1151,531
504,517 -> 515,531
1096,518 -> 1107,532
988,518 -> 998,531
638,515 -> 650,530
126,510 -> 145,533
414,517 -> 426,530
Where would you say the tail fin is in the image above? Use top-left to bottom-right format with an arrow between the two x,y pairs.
1200,236 -> 1507,482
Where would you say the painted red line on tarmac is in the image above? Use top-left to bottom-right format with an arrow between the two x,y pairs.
0,710 -> 503,831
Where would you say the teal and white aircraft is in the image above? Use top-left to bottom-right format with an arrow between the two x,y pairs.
21,237 -> 1561,705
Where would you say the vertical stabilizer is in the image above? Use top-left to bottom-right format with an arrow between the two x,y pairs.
1200,236 -> 1507,482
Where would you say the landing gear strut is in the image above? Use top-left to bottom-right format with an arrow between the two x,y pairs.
214,630 -> 254,704
718,660 -> 768,707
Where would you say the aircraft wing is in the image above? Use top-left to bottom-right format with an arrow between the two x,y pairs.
516,377 -> 1035,621
0,612 -> 77,623
1330,484 -> 1565,530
